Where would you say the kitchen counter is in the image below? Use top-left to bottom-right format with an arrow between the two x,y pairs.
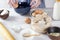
0,8 -> 60,40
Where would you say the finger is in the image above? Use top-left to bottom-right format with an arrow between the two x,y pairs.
10,0 -> 16,6
31,0 -> 38,8
8,0 -> 12,7
31,2 -> 37,8
10,2 -> 16,8
9,0 -> 18,8
8,0 -> 11,4
31,1 -> 40,8
14,0 -> 18,4
35,1 -> 40,8
30,0 -> 34,6
10,0 -> 15,4
11,0 -> 18,5
15,0 -> 18,4
9,0 -> 15,7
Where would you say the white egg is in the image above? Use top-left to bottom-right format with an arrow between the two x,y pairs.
12,26 -> 22,33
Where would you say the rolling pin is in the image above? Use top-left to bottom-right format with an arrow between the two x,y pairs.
0,22 -> 15,40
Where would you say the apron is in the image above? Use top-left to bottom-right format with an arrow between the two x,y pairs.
15,0 -> 45,15
39,0 -> 45,8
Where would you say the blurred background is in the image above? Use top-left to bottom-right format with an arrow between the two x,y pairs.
0,0 -> 55,8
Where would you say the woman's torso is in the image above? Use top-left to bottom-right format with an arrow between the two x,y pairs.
14,0 -> 45,15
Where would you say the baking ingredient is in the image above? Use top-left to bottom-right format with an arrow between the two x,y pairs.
50,33 -> 60,37
25,17 -> 31,24
0,22 -> 15,40
53,0 -> 60,20
12,26 -> 22,33
32,10 -> 43,17
31,10 -> 52,33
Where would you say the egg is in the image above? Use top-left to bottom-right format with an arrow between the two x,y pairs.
35,10 -> 43,14
32,10 -> 43,17
25,17 -> 31,24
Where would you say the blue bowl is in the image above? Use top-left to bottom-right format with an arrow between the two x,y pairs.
15,7 -> 31,15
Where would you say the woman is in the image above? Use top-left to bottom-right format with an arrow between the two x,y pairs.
9,0 -> 45,15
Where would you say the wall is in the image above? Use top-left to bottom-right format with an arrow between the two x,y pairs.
45,0 -> 55,8
0,0 -> 9,9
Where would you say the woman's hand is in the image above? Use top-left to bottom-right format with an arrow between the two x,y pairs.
30,0 -> 41,8
8,0 -> 18,8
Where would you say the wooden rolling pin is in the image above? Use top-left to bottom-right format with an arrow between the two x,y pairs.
0,22 -> 15,40
23,33 -> 41,37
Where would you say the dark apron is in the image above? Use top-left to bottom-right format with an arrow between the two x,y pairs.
14,0 -> 45,15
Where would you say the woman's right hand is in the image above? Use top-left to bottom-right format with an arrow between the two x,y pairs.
8,0 -> 18,8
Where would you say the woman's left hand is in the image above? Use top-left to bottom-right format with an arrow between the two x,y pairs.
30,0 -> 41,8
